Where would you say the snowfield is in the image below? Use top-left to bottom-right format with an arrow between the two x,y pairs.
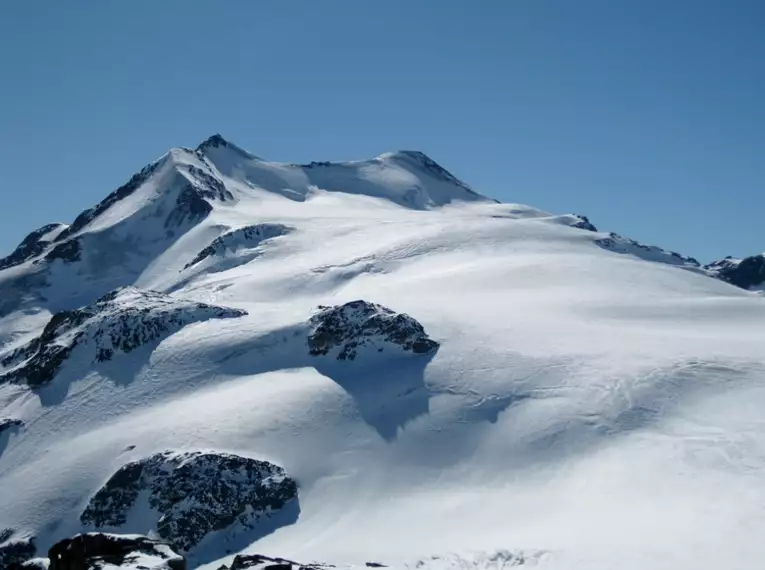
1,136 -> 764,570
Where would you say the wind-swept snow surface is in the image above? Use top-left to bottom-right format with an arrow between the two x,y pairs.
1,136 -> 765,570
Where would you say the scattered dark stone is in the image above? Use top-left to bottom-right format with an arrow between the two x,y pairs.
0,287 -> 246,387
0,529 -> 36,569
307,300 -> 439,360
0,223 -> 66,271
80,451 -> 298,553
366,563 -> 387,567
184,224 -> 292,269
47,532 -> 185,570
705,254 -> 765,290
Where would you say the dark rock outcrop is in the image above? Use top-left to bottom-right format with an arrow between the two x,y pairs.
217,553 -> 330,570
0,529 -> 35,569
570,214 -> 597,232
80,451 -> 298,553
166,185 -> 215,229
301,161 -> 333,169
185,224 -> 292,269
166,165 -> 233,230
0,417 -> 23,435
0,223 -> 67,271
595,232 -> 700,268
43,237 -> 82,264
308,300 -> 439,360
705,254 -> 765,290
0,287 -> 246,387
47,533 -> 185,570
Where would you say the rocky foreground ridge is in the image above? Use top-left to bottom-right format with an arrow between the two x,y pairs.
0,287 -> 246,387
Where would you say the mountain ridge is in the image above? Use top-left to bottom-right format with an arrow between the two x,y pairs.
1,135 -> 760,284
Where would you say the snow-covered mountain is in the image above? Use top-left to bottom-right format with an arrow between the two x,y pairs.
1,135 -> 765,570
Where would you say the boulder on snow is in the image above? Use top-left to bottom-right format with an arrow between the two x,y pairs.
0,528 -> 36,569
0,287 -> 247,387
307,300 -> 439,361
47,533 -> 185,570
80,451 -> 297,553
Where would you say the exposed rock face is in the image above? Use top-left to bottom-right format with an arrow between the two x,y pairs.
167,165 -> 233,230
196,133 -> 229,152
0,223 -> 67,270
705,254 -> 765,290
43,238 -> 82,264
80,451 -> 297,553
0,528 -> 36,569
595,232 -> 700,268
185,224 -> 292,269
47,533 -> 185,570
570,214 -> 597,232
0,417 -> 23,435
0,287 -> 246,387
307,300 -> 439,361
217,553 -> 329,570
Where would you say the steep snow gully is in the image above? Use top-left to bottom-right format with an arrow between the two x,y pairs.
1,135 -> 764,570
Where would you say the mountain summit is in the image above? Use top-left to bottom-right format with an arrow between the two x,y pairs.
1,137 -> 764,570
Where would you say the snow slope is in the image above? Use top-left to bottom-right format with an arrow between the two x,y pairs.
1,136 -> 765,570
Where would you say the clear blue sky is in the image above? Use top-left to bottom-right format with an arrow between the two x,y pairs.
1,0 -> 762,262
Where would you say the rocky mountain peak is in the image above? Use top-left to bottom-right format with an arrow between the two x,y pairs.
196,133 -> 229,151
